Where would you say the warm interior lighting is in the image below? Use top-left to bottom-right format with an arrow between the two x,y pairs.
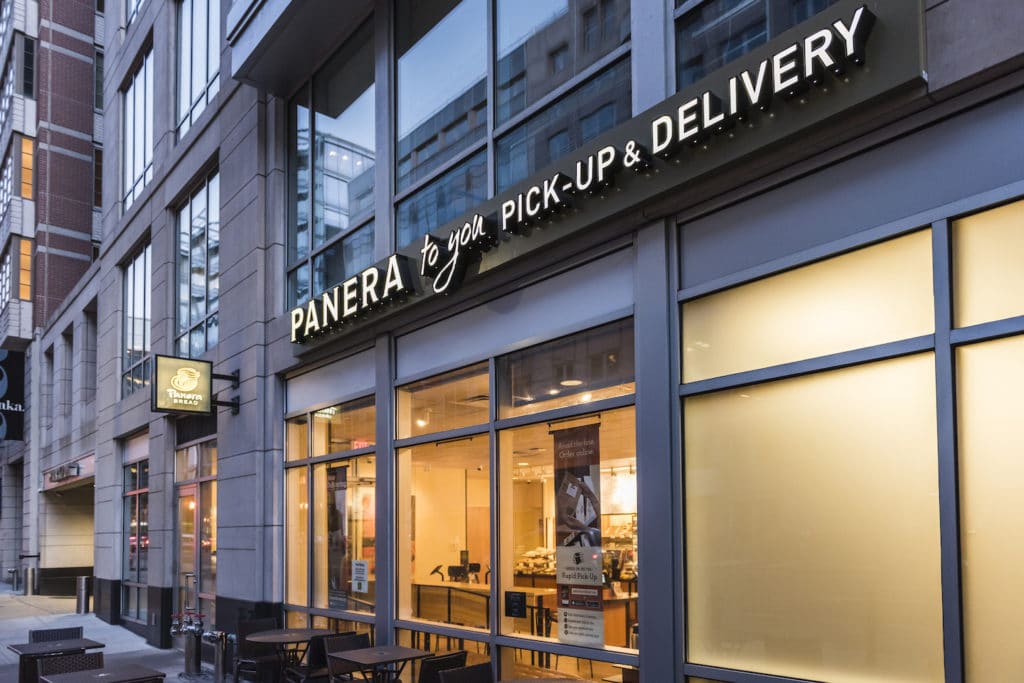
559,379 -> 583,387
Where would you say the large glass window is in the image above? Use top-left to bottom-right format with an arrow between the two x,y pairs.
682,230 -> 934,382
177,0 -> 221,137
684,356 -> 943,682
957,335 -> 1024,681
121,243 -> 151,397
396,0 -> 486,193
176,171 -> 220,357
496,58 -> 631,192
122,50 -> 154,210
953,198 -> 1024,328
393,321 -> 637,676
397,435 -> 491,629
395,151 -> 486,251
396,362 -> 489,439
122,456 -> 149,622
496,0 -> 630,125
288,20 -> 376,307
675,0 -> 842,91
286,396 -> 377,621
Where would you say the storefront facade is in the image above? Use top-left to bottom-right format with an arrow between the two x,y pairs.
226,0 -> 1024,679
11,0 -> 1016,681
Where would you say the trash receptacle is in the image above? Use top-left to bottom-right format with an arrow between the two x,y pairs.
75,576 -> 91,613
6,568 -> 17,592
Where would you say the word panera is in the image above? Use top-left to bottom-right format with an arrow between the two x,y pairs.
291,254 -> 413,341
289,5 -> 876,344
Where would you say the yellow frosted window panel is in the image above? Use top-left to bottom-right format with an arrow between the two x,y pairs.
285,467 -> 309,606
20,137 -> 32,199
684,354 -> 943,683
18,238 -> 30,299
682,231 -> 933,382
953,198 -> 1024,327
957,336 -> 1024,681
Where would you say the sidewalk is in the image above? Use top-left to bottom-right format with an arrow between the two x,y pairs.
0,585 -> 187,680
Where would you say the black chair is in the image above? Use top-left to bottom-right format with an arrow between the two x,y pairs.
283,633 -> 330,683
417,651 -> 467,683
28,626 -> 84,642
325,632 -> 370,682
438,662 -> 491,683
234,617 -> 279,683
37,651 -> 104,677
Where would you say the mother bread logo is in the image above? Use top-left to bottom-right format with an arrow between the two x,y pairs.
170,366 -> 202,393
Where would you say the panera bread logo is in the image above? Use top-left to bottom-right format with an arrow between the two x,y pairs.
153,355 -> 212,414
170,367 -> 202,392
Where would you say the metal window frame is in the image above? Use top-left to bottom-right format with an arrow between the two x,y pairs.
676,180 -> 1024,683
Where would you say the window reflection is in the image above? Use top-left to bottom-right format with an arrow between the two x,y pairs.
497,59 -> 631,192
396,0 -> 486,192
313,21 -> 375,248
496,0 -> 630,124
395,151 -> 487,250
675,0 -> 841,91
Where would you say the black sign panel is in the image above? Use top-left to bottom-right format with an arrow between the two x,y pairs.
505,591 -> 527,619
0,350 -> 25,441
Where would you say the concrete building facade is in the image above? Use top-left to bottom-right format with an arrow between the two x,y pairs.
4,0 -> 1024,681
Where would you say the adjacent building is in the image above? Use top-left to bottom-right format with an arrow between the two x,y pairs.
3,0 -> 1024,682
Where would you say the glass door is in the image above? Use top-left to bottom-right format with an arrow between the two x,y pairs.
177,481 -> 218,624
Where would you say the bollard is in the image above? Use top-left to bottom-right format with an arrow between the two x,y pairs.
75,576 -> 91,614
7,568 -> 17,592
202,630 -> 228,683
24,567 -> 36,595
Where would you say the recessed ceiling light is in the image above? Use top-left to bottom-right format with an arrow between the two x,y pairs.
559,379 -> 583,387
547,389 -> 561,396
518,462 -> 529,466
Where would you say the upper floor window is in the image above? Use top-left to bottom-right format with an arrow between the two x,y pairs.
17,236 -> 29,299
126,0 -> 146,26
674,0 -> 842,90
393,0 -> 631,250
177,0 -> 221,137
21,38 -> 34,98
94,50 -> 104,110
287,19 -> 375,308
122,50 -> 154,211
19,137 -> 32,200
0,155 -> 11,220
176,170 -> 220,357
122,243 -> 151,397
0,250 -> 9,307
1,60 -> 13,129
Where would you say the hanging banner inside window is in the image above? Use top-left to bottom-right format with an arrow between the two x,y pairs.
328,465 -> 350,609
553,422 -> 604,647
152,355 -> 213,414
0,350 -> 25,441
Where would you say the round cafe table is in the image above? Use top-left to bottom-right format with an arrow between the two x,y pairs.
246,628 -> 333,668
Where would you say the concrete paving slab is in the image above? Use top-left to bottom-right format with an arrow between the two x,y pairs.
0,591 -> 188,680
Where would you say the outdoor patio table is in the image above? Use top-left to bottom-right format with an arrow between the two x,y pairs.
327,644 -> 430,683
7,638 -> 105,683
246,628 -> 334,668
40,663 -> 167,683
